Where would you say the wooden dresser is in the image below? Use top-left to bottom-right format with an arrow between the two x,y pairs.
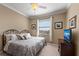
58,39 -> 74,56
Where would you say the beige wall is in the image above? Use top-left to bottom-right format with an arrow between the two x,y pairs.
67,3 -> 79,55
29,13 -> 66,44
0,5 -> 29,50
29,19 -> 37,36
52,13 -> 66,44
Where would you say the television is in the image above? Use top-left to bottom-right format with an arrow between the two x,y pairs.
64,29 -> 72,43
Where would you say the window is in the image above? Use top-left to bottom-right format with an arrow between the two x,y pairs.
39,19 -> 50,31
37,17 -> 52,42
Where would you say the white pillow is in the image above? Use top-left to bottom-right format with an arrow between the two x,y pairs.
5,34 -> 12,42
5,34 -> 17,43
11,34 -> 18,40
26,33 -> 31,39
20,33 -> 28,36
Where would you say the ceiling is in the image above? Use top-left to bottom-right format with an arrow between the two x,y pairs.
2,3 -> 70,18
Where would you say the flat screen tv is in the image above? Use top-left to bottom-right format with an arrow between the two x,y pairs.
64,29 -> 72,43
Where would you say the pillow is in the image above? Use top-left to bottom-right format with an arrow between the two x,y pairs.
23,35 -> 27,39
5,34 -> 12,42
16,35 -> 24,40
17,34 -> 28,40
19,33 -> 31,39
5,34 -> 17,42
11,34 -> 18,40
25,33 -> 31,39
20,33 -> 28,36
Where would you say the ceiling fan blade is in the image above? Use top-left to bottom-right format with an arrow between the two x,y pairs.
39,5 -> 47,9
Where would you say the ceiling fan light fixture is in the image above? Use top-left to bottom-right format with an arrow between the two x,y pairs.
31,3 -> 38,10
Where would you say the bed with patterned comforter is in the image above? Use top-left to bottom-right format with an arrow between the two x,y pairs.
4,37 -> 46,56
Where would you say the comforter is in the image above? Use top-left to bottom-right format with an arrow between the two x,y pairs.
4,37 -> 45,56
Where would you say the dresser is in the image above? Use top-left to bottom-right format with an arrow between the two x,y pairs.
58,39 -> 75,56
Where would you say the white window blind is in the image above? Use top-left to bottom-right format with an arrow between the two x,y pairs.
39,19 -> 50,31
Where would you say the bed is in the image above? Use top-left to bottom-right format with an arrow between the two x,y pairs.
2,29 -> 46,56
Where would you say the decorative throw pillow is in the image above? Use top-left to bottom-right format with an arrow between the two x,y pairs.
16,35 -> 24,40
23,35 -> 27,40
19,33 -> 31,40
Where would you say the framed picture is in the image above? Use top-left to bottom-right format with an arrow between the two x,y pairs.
54,22 -> 63,29
31,24 -> 36,30
69,15 -> 77,29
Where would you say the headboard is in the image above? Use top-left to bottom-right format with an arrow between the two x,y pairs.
20,29 -> 30,34
2,29 -> 19,49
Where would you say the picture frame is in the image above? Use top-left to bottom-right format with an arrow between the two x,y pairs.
69,15 -> 77,29
31,24 -> 36,30
54,22 -> 63,29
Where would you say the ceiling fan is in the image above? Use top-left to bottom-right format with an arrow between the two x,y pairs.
31,3 -> 47,10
